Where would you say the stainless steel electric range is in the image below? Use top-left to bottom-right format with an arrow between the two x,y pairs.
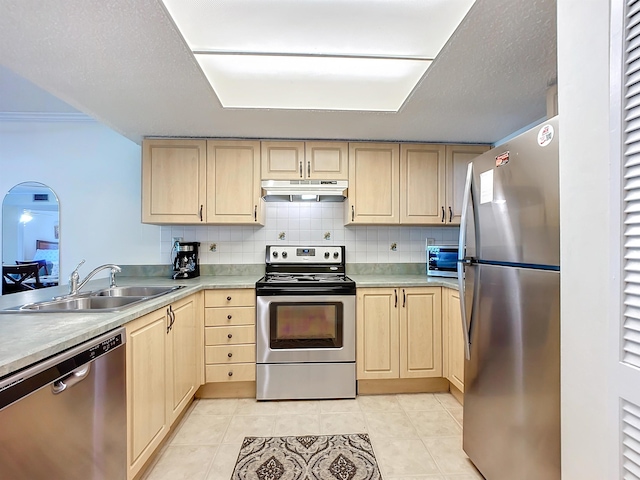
255,245 -> 356,400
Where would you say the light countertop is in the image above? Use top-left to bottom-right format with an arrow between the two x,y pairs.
0,273 -> 458,379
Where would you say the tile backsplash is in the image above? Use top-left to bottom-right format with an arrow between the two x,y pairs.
160,202 -> 458,266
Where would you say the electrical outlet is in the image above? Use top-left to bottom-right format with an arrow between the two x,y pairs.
427,237 -> 435,246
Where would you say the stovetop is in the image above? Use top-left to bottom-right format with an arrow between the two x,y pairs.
257,245 -> 355,294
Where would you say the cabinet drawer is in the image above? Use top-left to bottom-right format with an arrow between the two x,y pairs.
206,363 -> 255,383
205,307 -> 255,327
205,289 -> 255,307
205,325 -> 255,345
206,344 -> 256,364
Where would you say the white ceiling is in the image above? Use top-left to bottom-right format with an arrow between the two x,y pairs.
0,0 -> 556,145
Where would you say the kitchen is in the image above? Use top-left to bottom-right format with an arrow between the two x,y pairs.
0,0 -> 617,479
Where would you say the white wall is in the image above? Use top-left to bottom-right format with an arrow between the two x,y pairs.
558,0 -> 612,478
0,120 -> 161,281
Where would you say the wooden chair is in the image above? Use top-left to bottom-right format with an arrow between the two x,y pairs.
16,259 -> 49,276
2,264 -> 43,294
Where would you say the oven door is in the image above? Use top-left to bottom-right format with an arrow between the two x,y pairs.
256,294 -> 355,363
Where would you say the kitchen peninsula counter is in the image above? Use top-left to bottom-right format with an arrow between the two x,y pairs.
0,275 -> 262,378
0,272 -> 458,379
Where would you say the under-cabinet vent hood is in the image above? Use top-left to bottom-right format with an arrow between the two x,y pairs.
261,180 -> 348,202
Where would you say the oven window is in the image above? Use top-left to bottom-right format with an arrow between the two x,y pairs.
270,302 -> 343,349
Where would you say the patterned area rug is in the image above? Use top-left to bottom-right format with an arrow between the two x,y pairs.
231,434 -> 382,480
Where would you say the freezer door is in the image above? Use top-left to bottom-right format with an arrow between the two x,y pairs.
463,264 -> 560,480
471,117 -> 559,267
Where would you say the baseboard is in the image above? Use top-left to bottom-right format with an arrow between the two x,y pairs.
196,381 -> 256,399
357,377 -> 449,395
449,382 -> 464,405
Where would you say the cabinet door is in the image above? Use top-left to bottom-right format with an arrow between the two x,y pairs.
305,141 -> 349,180
400,287 -> 443,378
400,144 -> 446,224
445,145 -> 489,224
261,141 -> 305,180
444,288 -> 465,392
347,143 -> 400,224
206,140 -> 263,224
356,288 -> 399,379
142,139 -> 207,223
166,295 -> 200,424
126,309 -> 169,480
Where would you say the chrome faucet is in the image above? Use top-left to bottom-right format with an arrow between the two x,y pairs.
68,260 -> 122,295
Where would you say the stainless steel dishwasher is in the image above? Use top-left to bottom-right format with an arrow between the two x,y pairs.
0,327 -> 126,480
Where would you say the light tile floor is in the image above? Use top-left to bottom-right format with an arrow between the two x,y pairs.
141,392 -> 484,480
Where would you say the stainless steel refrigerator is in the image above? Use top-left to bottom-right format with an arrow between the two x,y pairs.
457,116 -> 560,480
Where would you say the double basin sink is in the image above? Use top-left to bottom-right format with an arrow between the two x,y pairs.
10,285 -> 184,313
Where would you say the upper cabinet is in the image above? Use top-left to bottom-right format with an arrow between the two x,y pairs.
346,142 -> 400,224
261,141 -> 348,180
445,144 -> 490,224
142,139 -> 207,224
400,144 -> 446,224
206,141 -> 263,224
346,142 -> 489,225
142,139 -> 264,225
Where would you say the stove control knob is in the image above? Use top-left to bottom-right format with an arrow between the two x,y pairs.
324,252 -> 330,259
272,251 -> 278,258
282,251 -> 288,259
333,252 -> 340,259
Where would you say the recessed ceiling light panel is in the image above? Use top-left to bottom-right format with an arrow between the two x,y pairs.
161,0 -> 475,111
196,54 -> 431,111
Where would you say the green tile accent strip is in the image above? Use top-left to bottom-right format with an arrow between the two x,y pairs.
346,263 -> 425,275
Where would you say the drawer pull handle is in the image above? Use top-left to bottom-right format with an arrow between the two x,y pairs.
228,352 -> 233,358
228,371 -> 233,377
228,333 -> 233,339
227,296 -> 232,301
227,314 -> 232,320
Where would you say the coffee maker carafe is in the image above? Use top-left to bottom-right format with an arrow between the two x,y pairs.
172,242 -> 200,279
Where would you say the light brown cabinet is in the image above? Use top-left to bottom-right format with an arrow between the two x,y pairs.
204,289 -> 256,383
346,143 -> 488,225
206,140 -> 263,224
400,144 -> 446,224
142,139 -> 264,225
261,141 -> 348,180
142,139 -> 207,223
126,293 -> 202,480
346,143 -> 400,224
445,144 -> 490,224
443,287 -> 465,393
356,287 -> 442,380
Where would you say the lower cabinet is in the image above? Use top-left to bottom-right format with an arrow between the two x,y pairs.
126,293 -> 202,480
443,287 -> 465,392
204,289 -> 256,383
356,287 -> 442,380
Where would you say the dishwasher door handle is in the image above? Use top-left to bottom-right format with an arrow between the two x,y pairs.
51,364 -> 91,394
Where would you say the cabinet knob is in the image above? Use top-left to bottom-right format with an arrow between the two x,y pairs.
227,333 -> 233,339
228,352 -> 233,358
228,371 -> 233,377
227,296 -> 232,301
227,314 -> 232,320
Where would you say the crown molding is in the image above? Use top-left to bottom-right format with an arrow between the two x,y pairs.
0,111 -> 95,123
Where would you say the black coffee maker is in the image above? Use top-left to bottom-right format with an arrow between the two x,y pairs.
172,242 -> 200,279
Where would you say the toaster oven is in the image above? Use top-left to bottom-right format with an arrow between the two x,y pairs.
427,244 -> 458,278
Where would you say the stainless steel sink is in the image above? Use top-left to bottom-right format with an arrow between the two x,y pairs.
7,285 -> 185,312
18,296 -> 146,311
91,286 -> 183,298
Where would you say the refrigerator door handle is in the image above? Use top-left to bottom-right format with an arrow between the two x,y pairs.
458,162 -> 474,360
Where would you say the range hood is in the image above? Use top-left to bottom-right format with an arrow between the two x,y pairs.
261,180 -> 348,202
